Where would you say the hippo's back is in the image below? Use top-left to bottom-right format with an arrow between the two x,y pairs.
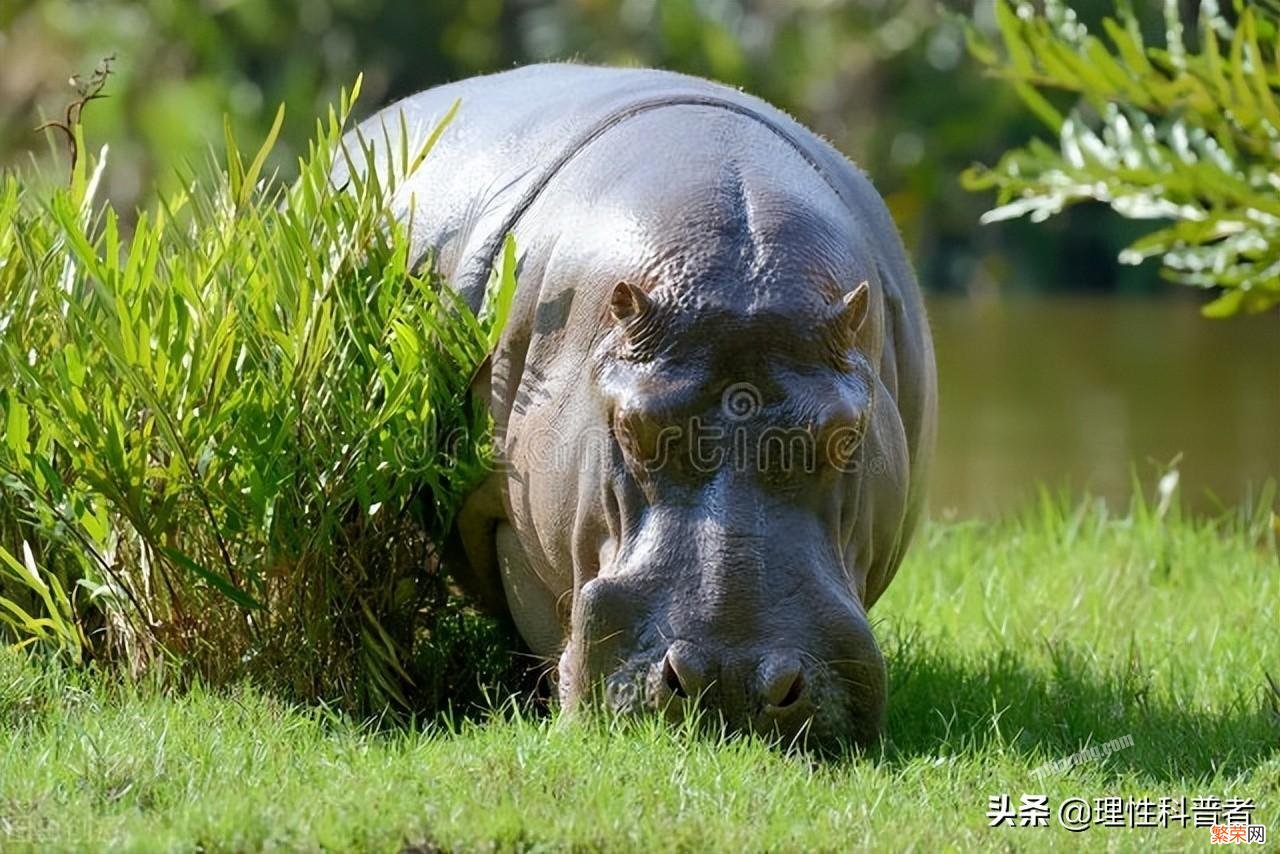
343,64 -> 910,315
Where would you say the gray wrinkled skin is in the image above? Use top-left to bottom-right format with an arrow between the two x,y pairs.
341,64 -> 937,749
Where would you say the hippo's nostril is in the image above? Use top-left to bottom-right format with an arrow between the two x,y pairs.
660,642 -> 707,700
663,655 -> 688,698
759,653 -> 806,711
776,670 -> 805,708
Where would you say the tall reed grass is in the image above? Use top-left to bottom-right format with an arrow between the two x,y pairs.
0,79 -> 517,712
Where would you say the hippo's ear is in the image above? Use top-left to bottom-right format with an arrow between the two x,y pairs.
609,281 -> 653,325
835,281 -> 870,342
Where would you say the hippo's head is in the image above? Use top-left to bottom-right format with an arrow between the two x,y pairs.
556,275 -> 887,749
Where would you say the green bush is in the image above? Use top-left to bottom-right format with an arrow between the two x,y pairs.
0,79 -> 517,713
965,0 -> 1280,315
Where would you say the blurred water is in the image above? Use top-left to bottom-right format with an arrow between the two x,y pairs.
926,296 -> 1279,517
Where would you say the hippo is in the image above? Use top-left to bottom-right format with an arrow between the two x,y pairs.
343,64 -> 937,748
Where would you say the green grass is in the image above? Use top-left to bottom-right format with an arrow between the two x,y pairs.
2,491 -> 1276,851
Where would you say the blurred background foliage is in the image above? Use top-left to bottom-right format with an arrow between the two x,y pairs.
968,0 -> 1280,316
2,0 -> 1177,297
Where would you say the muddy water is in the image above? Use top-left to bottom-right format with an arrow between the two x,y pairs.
926,296 -> 1279,517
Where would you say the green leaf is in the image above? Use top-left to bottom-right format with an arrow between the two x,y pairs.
5,399 -> 29,457
484,233 -> 519,351
159,547 -> 265,611
239,104 -> 285,209
409,98 -> 461,176
1202,287 -> 1246,317
224,115 -> 244,202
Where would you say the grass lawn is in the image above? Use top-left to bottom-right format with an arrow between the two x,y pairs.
1,494 -> 1276,851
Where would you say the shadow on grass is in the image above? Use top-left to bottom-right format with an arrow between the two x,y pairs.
878,628 -> 1280,782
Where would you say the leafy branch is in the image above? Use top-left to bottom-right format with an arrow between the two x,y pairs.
965,0 -> 1280,316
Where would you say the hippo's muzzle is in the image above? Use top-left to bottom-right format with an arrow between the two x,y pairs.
558,564 -> 887,749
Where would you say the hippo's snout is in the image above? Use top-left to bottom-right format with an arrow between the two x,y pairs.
561,577 -> 887,750
651,642 -> 813,737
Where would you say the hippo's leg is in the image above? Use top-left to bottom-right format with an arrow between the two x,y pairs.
453,476 -> 564,658
494,524 -> 566,659
451,473 -> 511,617
447,356 -> 513,618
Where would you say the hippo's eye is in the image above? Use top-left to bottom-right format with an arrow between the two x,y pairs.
822,417 -> 868,472
614,411 -> 672,473
757,461 -> 805,494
